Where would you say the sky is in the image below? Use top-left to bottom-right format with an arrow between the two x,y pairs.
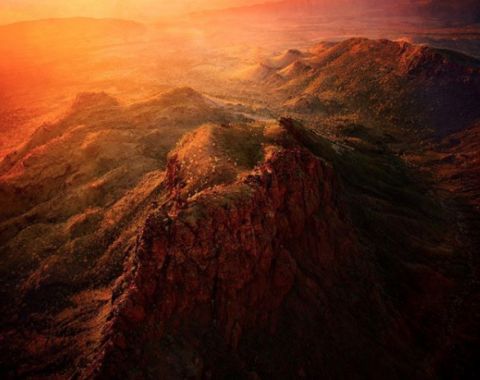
0,0 -> 259,24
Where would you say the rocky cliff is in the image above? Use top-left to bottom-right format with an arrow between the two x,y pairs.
79,123 -> 413,379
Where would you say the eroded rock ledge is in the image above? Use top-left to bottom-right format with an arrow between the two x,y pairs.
86,127 -> 395,379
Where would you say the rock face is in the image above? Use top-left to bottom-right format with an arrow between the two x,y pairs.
0,88 -> 240,379
82,124 -> 407,379
0,115 -> 473,379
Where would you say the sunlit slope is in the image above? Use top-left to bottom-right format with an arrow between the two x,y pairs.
236,38 -> 480,137
0,87 -> 231,304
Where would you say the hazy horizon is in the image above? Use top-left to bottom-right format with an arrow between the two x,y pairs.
0,0 -> 260,25
1,0 -> 479,27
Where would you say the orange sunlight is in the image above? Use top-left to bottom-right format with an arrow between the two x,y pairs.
0,0 -> 257,24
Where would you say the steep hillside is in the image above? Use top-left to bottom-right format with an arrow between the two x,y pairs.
0,106 -> 472,378
0,87 -> 242,379
90,118 -> 470,379
244,38 -> 480,138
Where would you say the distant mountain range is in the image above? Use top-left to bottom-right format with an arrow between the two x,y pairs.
194,0 -> 480,24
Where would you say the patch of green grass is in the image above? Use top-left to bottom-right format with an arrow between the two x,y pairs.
215,125 -> 265,169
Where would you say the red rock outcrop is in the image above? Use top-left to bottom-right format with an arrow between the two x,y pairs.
83,126 -> 405,379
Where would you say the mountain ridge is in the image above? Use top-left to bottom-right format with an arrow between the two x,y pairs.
191,0 -> 480,24
239,38 -> 480,137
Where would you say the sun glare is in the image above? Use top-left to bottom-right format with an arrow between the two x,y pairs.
0,0 -> 257,24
